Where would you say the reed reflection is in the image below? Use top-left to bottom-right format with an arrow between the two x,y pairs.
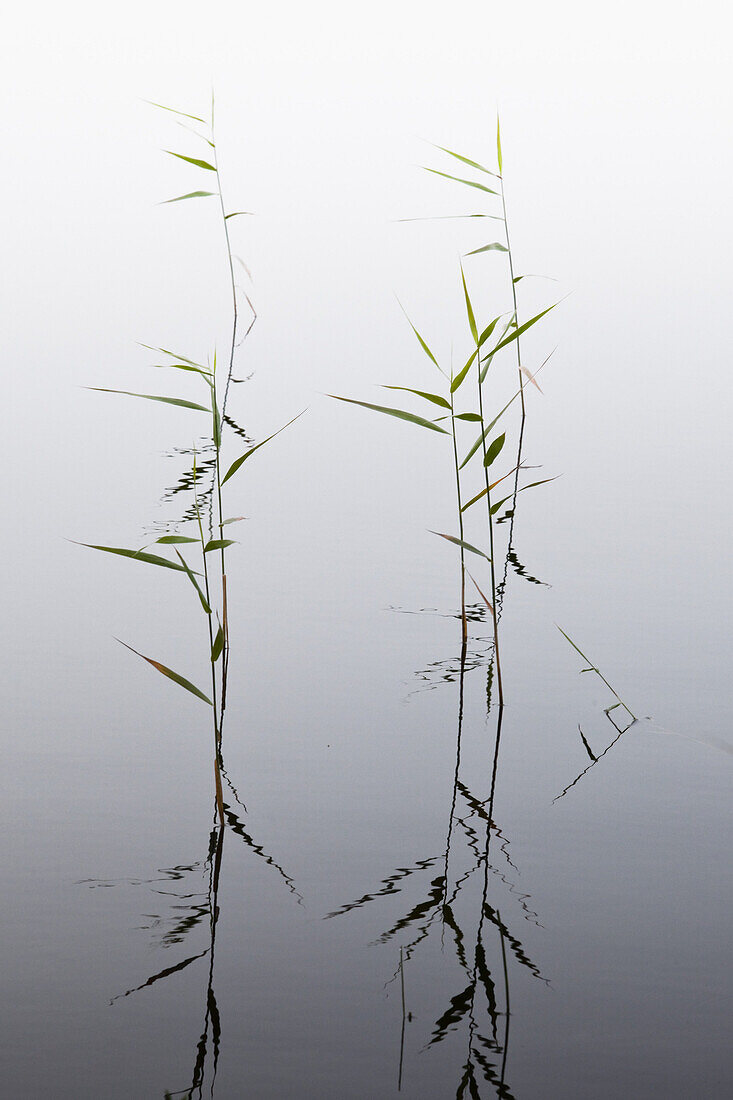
325,640 -> 547,1097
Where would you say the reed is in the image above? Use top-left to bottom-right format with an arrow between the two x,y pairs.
79,99 -> 299,820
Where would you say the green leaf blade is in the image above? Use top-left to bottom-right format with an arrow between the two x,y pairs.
118,640 -> 212,705
86,388 -> 209,412
483,432 -> 506,468
429,531 -> 490,561
203,539 -> 236,553
450,348 -> 478,394
328,396 -> 449,435
221,411 -> 305,486
211,624 -> 224,663
161,191 -> 216,204
422,167 -> 498,195
165,150 -> 217,172
465,242 -> 508,256
382,386 -> 451,410
76,542 -> 190,573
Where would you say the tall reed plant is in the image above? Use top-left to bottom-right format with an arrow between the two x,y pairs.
78,99 -> 300,822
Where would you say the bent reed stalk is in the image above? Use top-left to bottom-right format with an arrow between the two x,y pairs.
78,98 -> 300,821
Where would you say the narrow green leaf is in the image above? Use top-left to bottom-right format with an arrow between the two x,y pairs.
222,516 -> 246,526
117,640 -> 212,705
224,211 -> 253,219
429,531 -> 490,560
174,550 -> 211,614
483,432 -> 506,467
460,466 -> 520,513
480,317 -> 515,382
454,412 -> 482,422
478,314 -> 503,347
382,386 -> 451,410
465,242 -> 508,256
203,539 -> 236,553
221,411 -> 305,486
396,302 -> 442,371
485,476 -> 559,517
328,396 -> 449,435
450,348 -> 478,393
432,144 -> 500,178
161,191 -> 216,204
141,345 -> 204,368
212,397 -> 221,448
86,388 -> 209,413
76,542 -> 190,573
422,167 -> 498,195
147,101 -> 206,125
460,264 -> 478,344
165,150 -> 217,171
490,303 -> 558,355
153,362 -> 213,384
497,115 -> 503,175
211,624 -> 224,663
156,535 -> 199,544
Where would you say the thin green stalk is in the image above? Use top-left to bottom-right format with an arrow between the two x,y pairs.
449,389 -> 468,643
474,345 -> 504,707
499,163 -> 524,419
210,100 -> 239,425
194,455 -> 225,825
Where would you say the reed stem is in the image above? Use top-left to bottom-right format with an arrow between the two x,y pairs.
449,390 -> 468,643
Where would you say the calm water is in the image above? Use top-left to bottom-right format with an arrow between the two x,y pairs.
3,356 -> 731,1097
3,18 -> 732,1090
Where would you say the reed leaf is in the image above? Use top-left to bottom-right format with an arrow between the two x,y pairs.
141,345 -> 204,368
152,362 -> 213,383
431,144 -> 500,178
224,211 -> 254,219
430,531 -> 490,560
211,624 -> 224,663
450,348 -> 478,393
117,640 -> 212,705
220,410 -> 305,485
454,412 -> 482,422
396,303 -> 442,371
483,432 -> 506,467
76,542 -> 189,572
203,539 -> 235,553
328,396 -> 449,435
86,388 -> 209,412
174,550 -> 211,614
423,167 -> 498,195
155,535 -> 199,544
460,264 -> 478,344
147,101 -> 206,125
466,242 -> 508,256
382,386 -> 451,409
165,150 -> 217,171
489,303 -> 557,355
161,191 -> 216,204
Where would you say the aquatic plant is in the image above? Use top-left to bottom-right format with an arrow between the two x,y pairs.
78,99 -> 300,822
333,120 -> 557,705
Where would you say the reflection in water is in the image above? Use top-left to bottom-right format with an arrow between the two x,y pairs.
326,640 -> 547,1097
84,787 -> 299,1099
